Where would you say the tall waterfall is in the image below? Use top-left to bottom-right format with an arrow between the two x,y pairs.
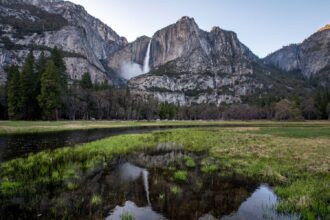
142,170 -> 151,206
143,40 -> 152,73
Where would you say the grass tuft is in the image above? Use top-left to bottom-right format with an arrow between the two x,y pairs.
173,171 -> 188,182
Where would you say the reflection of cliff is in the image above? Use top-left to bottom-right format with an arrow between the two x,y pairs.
102,165 -> 150,208
149,172 -> 257,220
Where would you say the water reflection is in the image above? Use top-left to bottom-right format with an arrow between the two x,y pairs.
107,201 -> 166,220
222,185 -> 299,220
103,160 -> 298,220
0,147 -> 300,219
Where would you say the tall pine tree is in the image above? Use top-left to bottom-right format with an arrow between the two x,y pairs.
6,65 -> 21,119
51,47 -> 68,117
51,47 -> 67,87
38,60 -> 61,120
19,50 -> 36,120
80,72 -> 93,89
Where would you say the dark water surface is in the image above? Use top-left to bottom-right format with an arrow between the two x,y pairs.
0,124 -> 262,162
0,125 -> 210,162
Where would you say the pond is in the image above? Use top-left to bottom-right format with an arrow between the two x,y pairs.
0,125 -> 200,162
1,143 -> 299,219
0,124 -> 252,162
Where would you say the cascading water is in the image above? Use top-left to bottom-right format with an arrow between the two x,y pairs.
143,40 -> 152,73
142,170 -> 151,206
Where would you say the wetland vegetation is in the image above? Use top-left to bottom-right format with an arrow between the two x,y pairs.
0,122 -> 329,219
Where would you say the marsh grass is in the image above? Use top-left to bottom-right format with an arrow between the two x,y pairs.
170,186 -> 181,195
200,158 -> 219,174
1,120 -> 329,135
183,156 -> 196,168
0,124 -> 329,219
90,195 -> 102,206
173,171 -> 188,182
121,212 -> 134,220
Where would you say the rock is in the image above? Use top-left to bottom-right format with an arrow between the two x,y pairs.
127,17 -> 267,105
0,0 -> 127,84
264,27 -> 330,79
107,36 -> 151,79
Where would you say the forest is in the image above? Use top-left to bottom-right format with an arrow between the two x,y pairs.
0,49 -> 329,121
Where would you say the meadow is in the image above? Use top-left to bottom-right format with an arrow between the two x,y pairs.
0,121 -> 329,219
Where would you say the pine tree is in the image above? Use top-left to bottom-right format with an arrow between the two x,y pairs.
6,65 -> 21,119
19,50 -> 36,120
51,47 -> 67,86
80,72 -> 93,89
33,51 -> 48,118
38,60 -> 61,120
51,47 -> 68,118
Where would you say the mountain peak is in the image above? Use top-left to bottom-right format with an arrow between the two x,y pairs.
177,16 -> 196,24
318,24 -> 330,32
211,26 -> 221,33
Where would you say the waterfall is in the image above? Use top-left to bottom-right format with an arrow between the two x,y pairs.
143,40 -> 152,73
142,170 -> 151,206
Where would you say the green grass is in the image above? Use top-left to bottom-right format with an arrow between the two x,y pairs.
90,194 -> 102,206
121,212 -> 134,220
0,120 -> 329,135
0,124 -> 329,219
170,186 -> 181,195
200,159 -> 219,174
250,126 -> 330,138
183,156 -> 196,168
173,171 -> 188,182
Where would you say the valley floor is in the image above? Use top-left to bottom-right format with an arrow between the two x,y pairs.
0,121 -> 329,219
0,120 -> 330,135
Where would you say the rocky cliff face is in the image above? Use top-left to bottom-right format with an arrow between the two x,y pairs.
0,0 -> 127,84
264,27 -> 330,80
107,36 -> 151,79
127,17 -> 286,106
148,17 -> 258,73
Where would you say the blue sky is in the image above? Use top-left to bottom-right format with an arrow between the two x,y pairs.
70,0 -> 329,57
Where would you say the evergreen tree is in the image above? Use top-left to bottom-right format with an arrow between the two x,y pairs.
38,60 -> 61,120
19,50 -> 37,119
51,47 -> 67,86
51,47 -> 68,118
314,88 -> 330,119
6,65 -> 21,119
80,72 -> 93,89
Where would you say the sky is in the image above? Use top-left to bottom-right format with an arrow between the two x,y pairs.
70,0 -> 330,57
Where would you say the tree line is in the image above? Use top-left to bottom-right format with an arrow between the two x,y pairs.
0,49 -> 329,121
6,48 -> 67,120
